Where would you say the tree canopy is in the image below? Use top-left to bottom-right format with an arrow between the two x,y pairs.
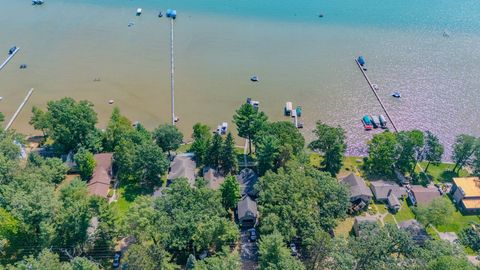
258,233 -> 305,270
365,131 -> 398,177
309,121 -> 346,176
74,148 -> 96,181
233,103 -> 268,154
153,124 -> 184,155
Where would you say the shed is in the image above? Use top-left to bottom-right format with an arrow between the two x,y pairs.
237,195 -> 258,228
87,153 -> 113,198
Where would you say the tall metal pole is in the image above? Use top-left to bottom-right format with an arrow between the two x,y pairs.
170,18 -> 175,125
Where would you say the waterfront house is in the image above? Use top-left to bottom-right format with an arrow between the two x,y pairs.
236,168 -> 259,198
87,153 -> 113,198
399,219 -> 429,245
353,216 -> 378,237
452,177 -> 480,214
340,173 -> 373,211
408,185 -> 441,206
203,167 -> 225,190
167,153 -> 196,187
387,191 -> 401,212
237,195 -> 258,228
370,180 -> 407,201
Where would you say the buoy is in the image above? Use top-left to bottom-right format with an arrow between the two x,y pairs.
108,99 -> 114,104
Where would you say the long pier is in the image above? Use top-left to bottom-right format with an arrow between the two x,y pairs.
354,59 -> 399,132
169,18 -> 175,125
5,88 -> 34,131
0,47 -> 20,72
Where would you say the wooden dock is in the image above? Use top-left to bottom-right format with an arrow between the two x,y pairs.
169,18 -> 176,125
4,88 -> 34,131
0,47 -> 20,72
354,59 -> 399,132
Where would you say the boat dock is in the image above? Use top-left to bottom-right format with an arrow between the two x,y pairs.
0,47 -> 20,72
354,58 -> 398,132
4,88 -> 34,131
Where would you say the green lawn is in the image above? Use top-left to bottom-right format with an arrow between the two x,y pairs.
434,197 -> 480,233
417,162 -> 469,183
373,203 -> 388,214
111,182 -> 153,218
309,154 -> 364,176
395,200 -> 415,222
334,217 -> 355,237
384,214 -> 396,225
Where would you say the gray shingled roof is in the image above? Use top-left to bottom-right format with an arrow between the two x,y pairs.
411,185 -> 441,205
203,167 -> 225,190
387,192 -> 401,208
168,154 -> 196,186
237,195 -> 258,220
341,173 -> 373,199
236,168 -> 258,197
370,180 -> 407,200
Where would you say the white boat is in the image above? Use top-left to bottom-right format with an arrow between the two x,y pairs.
136,8 -> 142,16
285,102 -> 293,116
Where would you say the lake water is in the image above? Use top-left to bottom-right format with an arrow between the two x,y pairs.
1,0 -> 480,156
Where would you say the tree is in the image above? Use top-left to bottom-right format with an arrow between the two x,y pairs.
186,254 -> 197,269
423,131 -> 444,173
395,130 -> 425,175
0,131 -> 21,160
220,133 -> 238,174
309,121 -> 346,177
153,124 -> 183,156
27,154 -> 68,185
427,256 -> 475,270
413,197 -> 454,227
29,106 -> 49,137
219,175 -> 240,211
365,131 -> 398,177
70,257 -> 101,270
452,134 -> 479,173
473,146 -> 480,177
258,233 -> 305,270
0,112 -> 4,125
190,123 -> 212,166
256,135 -> 280,176
123,242 -> 176,270
458,223 -> 480,252
74,148 -> 96,181
256,162 -> 349,242
11,249 -> 69,270
233,103 -> 268,154
103,107 -> 134,152
194,249 -> 241,270
206,133 -> 223,169
30,98 -> 99,153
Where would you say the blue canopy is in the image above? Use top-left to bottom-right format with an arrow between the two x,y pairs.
166,9 -> 177,19
358,56 -> 365,66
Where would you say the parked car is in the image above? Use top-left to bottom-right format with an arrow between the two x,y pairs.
290,243 -> 298,257
113,251 -> 121,268
248,228 -> 257,242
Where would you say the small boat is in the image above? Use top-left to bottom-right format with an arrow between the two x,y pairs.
296,121 -> 304,129
296,106 -> 302,117
357,56 -> 366,66
19,64 -> 27,69
362,115 -> 373,130
370,115 -> 380,129
136,8 -> 142,16
108,99 -> 115,104
318,13 -> 324,18
158,11 -> 163,18
250,75 -> 259,82
32,0 -> 44,5
246,98 -> 259,109
0,97 -> 3,101
8,46 -> 17,55
166,9 -> 177,19
391,91 -> 401,98
285,102 -> 293,116
443,30 -> 450,38
221,122 -> 228,135
379,115 -> 387,129
128,21 -> 135,27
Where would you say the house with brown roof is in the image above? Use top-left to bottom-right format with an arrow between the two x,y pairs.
452,177 -> 480,214
167,154 -> 196,187
203,167 -> 225,190
408,185 -> 441,206
237,195 -> 258,228
87,153 -> 113,198
340,173 -> 373,212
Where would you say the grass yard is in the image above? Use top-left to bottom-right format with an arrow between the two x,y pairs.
417,162 -> 469,183
373,203 -> 388,214
395,200 -> 416,222
434,197 -> 480,233
309,154 -> 364,177
384,214 -> 396,225
334,217 -> 355,237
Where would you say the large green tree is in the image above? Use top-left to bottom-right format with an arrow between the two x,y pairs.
190,123 -> 212,166
365,131 -> 398,177
233,103 -> 268,154
30,98 -> 99,153
103,107 -> 134,152
395,130 -> 425,175
153,124 -> 184,156
206,133 -> 223,169
413,197 -> 454,227
308,121 -> 346,177
74,148 -> 96,181
423,131 -> 444,173
256,162 -> 349,242
194,249 -> 241,270
220,133 -> 238,174
256,135 -> 280,176
451,134 -> 479,172
219,175 -> 240,211
123,242 -> 177,270
258,233 -> 305,270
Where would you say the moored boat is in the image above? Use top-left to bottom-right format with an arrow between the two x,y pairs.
379,115 -> 387,129
8,46 -> 17,55
296,106 -> 302,117
136,8 -> 142,16
285,102 -> 292,116
370,115 -> 380,129
362,115 -> 373,130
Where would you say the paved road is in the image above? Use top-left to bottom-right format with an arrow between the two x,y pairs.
240,229 -> 258,270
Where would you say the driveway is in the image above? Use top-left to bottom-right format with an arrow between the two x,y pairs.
240,229 -> 258,270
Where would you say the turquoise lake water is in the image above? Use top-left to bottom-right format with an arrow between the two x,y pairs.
0,0 -> 479,156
